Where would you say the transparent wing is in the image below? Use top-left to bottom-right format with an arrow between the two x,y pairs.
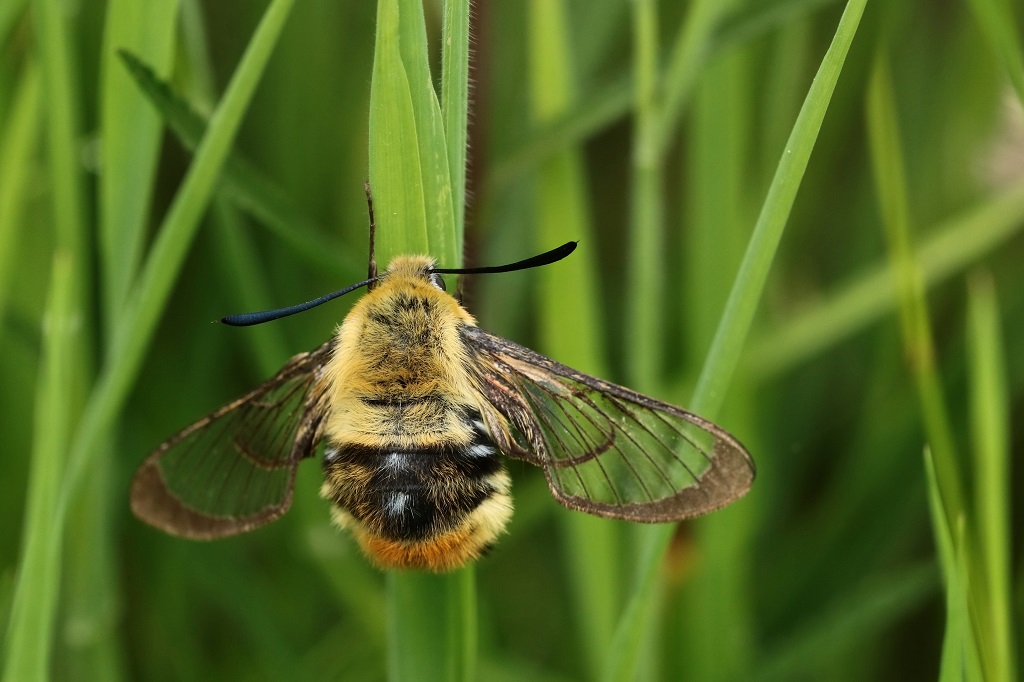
130,342 -> 332,539
464,327 -> 754,522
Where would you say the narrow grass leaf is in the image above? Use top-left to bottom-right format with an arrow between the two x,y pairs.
369,0 -> 429,262
0,0 -> 27,52
395,0 -> 456,262
3,254 -> 75,682
441,0 -> 470,242
99,0 -> 180,317
657,0 -> 737,152
752,564 -> 939,682
117,51 -> 357,278
606,1 -> 868,678
928,447 -> 963,682
53,0 -> 298,614
714,0 -> 842,54
527,1 -> 618,678
371,2 -> 473,680
689,0 -> 867,417
966,0 -> 1024,106
676,46 -> 755,682
0,62 -> 41,335
485,74 -> 631,197
750,175 -> 1024,378
625,0 -> 664,390
967,273 -> 1014,682
866,47 -> 964,531
15,0 -> 95,673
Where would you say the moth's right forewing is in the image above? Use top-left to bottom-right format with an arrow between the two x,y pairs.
131,342 -> 333,539
463,326 -> 755,522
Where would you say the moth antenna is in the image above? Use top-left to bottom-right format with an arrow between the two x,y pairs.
221,277 -> 377,326
365,180 -> 378,289
432,241 -> 578,275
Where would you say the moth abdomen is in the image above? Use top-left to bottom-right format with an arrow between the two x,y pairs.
321,436 -> 513,570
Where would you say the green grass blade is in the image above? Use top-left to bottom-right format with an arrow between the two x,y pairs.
98,0 -> 179,318
527,1 -> 618,678
387,570 -> 476,682
369,0 -> 429,261
605,1 -> 868,678
752,564 -> 938,682
395,0 -> 456,262
966,0 -> 1024,106
3,254 -> 75,682
31,0 -> 88,262
211,199 -> 292,373
0,0 -> 27,52
657,0 -> 737,152
0,61 -> 41,335
750,176 -> 1024,378
625,0 -> 663,390
967,273 -> 1014,682
714,0 -> 842,53
370,2 -> 472,680
926,454 -> 985,682
62,0 -> 297,503
689,0 -> 866,417
117,51 -> 357,278
675,44 -> 755,682
485,74 -> 632,197
44,17 -> 298,665
441,0 -> 470,241
865,47 -> 964,532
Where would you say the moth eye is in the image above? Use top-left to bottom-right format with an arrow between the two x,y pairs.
429,272 -> 447,291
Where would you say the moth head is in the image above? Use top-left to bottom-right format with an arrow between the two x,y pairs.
382,255 -> 446,291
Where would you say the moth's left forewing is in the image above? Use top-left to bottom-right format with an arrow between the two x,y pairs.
131,342 -> 333,539
463,326 -> 755,522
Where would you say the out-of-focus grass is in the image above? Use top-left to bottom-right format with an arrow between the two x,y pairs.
2,0 -> 1023,680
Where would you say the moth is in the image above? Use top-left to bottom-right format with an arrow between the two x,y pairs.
132,216 -> 755,571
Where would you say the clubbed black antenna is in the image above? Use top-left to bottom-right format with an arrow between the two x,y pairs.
220,277 -> 377,326
220,241 -> 578,327
431,241 -> 577,275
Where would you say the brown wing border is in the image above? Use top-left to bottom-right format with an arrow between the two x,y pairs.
463,326 -> 756,522
130,342 -> 332,539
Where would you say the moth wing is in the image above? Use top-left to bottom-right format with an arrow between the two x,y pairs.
464,327 -> 755,522
131,342 -> 333,539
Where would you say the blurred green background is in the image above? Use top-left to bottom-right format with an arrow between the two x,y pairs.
1,0 -> 1021,680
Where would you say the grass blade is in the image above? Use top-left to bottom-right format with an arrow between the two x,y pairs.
98,0 -> 180,318
967,272 -> 1014,682
369,1 -> 472,680
625,0 -> 664,390
369,0 -> 429,261
605,1 -> 869,678
117,51 -> 357,278
3,254 -> 76,682
13,7 -> 300,672
752,564 -> 938,682
657,0 -> 737,152
441,0 -> 470,240
527,1 -> 618,678
865,46 -> 964,536
395,0 -> 456,262
749,176 -> 1024,378
0,61 -> 41,335
966,0 -> 1024,106
62,0 -> 298,510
